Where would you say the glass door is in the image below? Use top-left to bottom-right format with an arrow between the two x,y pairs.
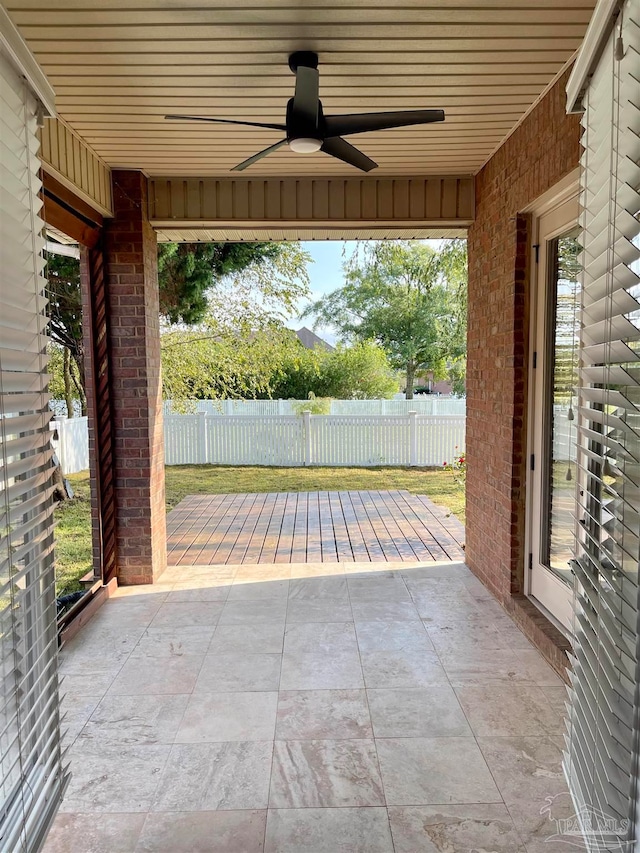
527,197 -> 580,633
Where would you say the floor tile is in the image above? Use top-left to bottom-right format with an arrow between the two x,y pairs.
265,807 -> 394,853
152,741 -> 273,811
131,626 -> 215,659
355,620 -> 433,652
108,655 -> 204,695
149,601 -> 224,629
376,737 -> 502,806
61,741 -> 172,813
347,577 -> 412,603
80,694 -> 189,744
360,649 -> 447,688
219,598 -> 288,625
280,650 -> 364,690
367,686 -> 472,738
136,810 -> 266,852
350,600 -> 420,622
175,691 -> 278,741
427,621 -> 505,653
59,694 -> 102,745
228,579 -> 290,600
195,652 -> 282,692
269,739 -> 384,807
276,690 -> 372,739
283,622 -> 358,654
209,622 -> 285,655
454,682 -> 563,736
286,599 -> 353,623
440,647 -> 539,683
165,582 -> 231,603
289,577 -> 348,600
388,804 -> 526,852
477,736 -> 570,838
43,813 -> 146,853
513,648 -> 565,686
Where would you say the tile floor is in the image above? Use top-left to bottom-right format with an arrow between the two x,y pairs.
44,561 -> 584,852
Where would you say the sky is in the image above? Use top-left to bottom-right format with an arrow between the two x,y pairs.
288,239 -> 445,346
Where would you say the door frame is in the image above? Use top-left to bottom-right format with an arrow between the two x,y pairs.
523,171 -> 580,635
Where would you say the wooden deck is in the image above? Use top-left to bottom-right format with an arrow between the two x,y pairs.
166,491 -> 465,565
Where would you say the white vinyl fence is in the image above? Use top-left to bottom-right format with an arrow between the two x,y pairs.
164,412 -> 465,467
52,411 -> 466,473
162,397 -> 466,416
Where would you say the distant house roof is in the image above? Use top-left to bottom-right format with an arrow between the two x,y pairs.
295,327 -> 335,352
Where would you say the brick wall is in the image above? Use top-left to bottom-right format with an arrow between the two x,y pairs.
466,71 -> 581,611
102,170 -> 167,584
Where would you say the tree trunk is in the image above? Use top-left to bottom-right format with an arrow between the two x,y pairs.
71,346 -> 88,416
405,360 -> 416,400
63,346 -> 74,418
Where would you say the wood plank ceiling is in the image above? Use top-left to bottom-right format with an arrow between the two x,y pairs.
6,0 -> 595,178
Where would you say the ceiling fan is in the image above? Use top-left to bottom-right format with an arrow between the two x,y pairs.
165,51 -> 445,173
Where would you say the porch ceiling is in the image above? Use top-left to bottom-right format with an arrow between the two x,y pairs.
6,0 -> 594,179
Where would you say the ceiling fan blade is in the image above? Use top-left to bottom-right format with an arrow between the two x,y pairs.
231,139 -> 288,172
292,65 -> 319,126
324,109 -> 445,137
321,137 -> 377,172
165,114 -> 286,132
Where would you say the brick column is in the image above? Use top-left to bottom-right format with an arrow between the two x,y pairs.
103,170 -> 166,584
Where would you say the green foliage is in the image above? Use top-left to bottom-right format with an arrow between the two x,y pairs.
291,394 -> 332,415
443,447 -> 467,488
315,341 -> 399,399
302,240 -> 467,398
158,242 -> 310,325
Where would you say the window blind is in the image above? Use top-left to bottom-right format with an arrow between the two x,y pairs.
564,0 -> 640,843
0,48 -> 67,852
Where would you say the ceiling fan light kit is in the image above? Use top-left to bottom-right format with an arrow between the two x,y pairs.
165,51 -> 445,172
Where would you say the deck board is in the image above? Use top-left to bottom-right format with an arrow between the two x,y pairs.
166,490 -> 465,565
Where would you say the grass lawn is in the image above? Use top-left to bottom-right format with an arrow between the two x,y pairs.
55,465 -> 465,596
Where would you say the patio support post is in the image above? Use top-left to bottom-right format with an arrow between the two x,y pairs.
100,169 -> 167,584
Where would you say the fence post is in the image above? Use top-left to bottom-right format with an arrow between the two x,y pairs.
303,410 -> 312,466
199,411 -> 208,463
409,410 -> 417,467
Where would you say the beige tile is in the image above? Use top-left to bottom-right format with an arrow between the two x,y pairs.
234,564 -> 291,581
59,694 -> 102,745
367,687 -> 472,738
289,562 -> 345,578
355,620 -> 433,652
347,577 -> 412,603
542,684 -> 570,717
166,582 -> 231,602
136,810 -> 267,853
80,694 -> 188,744
149,601 -> 224,629
210,622 -> 285,654
269,739 -> 384,808
176,691 -> 278,741
376,737 -> 502,806
265,808 -> 394,853
61,741 -> 172,813
351,600 -> 420,622
228,579 -> 290,599
440,647 -> 538,683
401,563 -> 471,581
131,626 -> 215,659
152,742 -> 273,811
513,648 -> 565,686
427,621 -> 505,653
284,621 -> 358,654
388,804 -> 526,852
289,577 -> 348,600
280,649 -> 364,690
219,598 -> 288,625
454,683 -> 564,737
276,690 -> 372,740
286,598 -> 353,623
109,654 -> 204,695
195,652 -> 282,692
58,668 -> 122,696
43,813 -> 145,853
477,736 -> 570,838
360,649 -> 447,688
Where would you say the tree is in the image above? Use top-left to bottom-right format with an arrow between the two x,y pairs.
302,240 -> 466,398
315,341 -> 399,399
46,241 -> 310,410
